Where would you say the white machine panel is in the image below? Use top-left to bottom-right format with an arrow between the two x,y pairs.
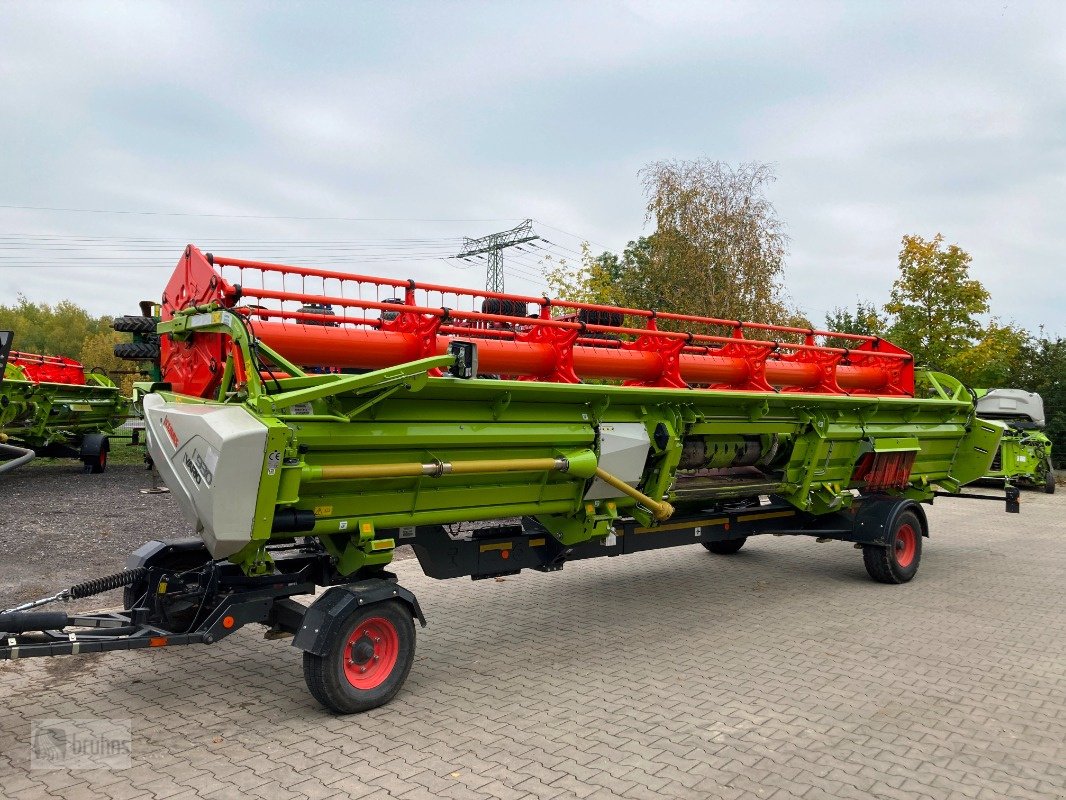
585,422 -> 652,500
142,394 -> 268,558
976,389 -> 1045,426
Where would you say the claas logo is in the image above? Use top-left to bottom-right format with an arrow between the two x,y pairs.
161,416 -> 181,449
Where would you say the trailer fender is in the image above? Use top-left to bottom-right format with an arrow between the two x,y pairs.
125,538 -> 212,571
292,580 -> 426,657
851,498 -> 929,548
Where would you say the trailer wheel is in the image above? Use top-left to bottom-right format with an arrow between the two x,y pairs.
862,510 -> 922,584
81,435 -> 109,474
303,599 -> 415,713
83,449 -> 107,474
1044,460 -> 1056,494
702,537 -> 746,555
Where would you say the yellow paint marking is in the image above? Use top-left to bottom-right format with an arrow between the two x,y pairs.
370,538 -> 395,551
633,517 -> 728,535
479,542 -> 513,553
529,538 -> 546,547
737,510 -> 795,523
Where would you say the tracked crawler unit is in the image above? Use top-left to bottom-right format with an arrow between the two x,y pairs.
1,245 -> 1012,713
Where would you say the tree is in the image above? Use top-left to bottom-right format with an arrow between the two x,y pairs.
823,301 -> 886,348
884,234 -> 990,369
943,321 -> 1029,389
0,296 -> 111,358
544,243 -> 620,306
825,301 -> 886,338
79,329 -> 138,394
548,161 -> 794,330
637,159 -> 791,325
1009,332 -> 1066,468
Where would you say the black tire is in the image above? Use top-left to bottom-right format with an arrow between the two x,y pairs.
702,537 -> 747,555
578,308 -> 624,328
123,578 -> 148,610
80,434 -> 109,474
303,599 -> 415,714
862,509 -> 922,584
481,298 -> 528,318
112,315 -> 159,334
1045,460 -> 1056,494
298,304 -> 338,326
114,341 -> 161,361
83,449 -> 107,474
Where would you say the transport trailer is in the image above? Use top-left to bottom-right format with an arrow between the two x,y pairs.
0,331 -> 129,474
0,245 -> 1015,713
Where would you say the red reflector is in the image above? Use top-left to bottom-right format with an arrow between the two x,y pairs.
500,550 -> 510,560
149,637 -> 169,647
222,615 -> 235,629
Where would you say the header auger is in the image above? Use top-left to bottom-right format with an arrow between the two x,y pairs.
3,244 -> 1015,715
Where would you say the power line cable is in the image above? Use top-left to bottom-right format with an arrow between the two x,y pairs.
0,204 -> 523,223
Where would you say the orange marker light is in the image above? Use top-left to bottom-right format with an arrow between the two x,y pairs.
222,616 -> 235,629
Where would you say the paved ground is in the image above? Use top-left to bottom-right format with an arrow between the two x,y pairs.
0,480 -> 1063,799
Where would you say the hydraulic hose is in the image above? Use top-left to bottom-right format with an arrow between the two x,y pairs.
0,441 -> 35,474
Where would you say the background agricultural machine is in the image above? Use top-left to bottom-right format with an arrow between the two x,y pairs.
0,330 -> 129,474
975,388 -> 1055,494
111,302 -> 163,383
1,245 -> 1015,713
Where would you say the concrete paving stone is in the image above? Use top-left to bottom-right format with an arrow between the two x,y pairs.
476,779 -> 541,800
2,490 -> 1064,800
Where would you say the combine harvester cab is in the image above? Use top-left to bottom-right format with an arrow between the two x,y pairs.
975,388 -> 1055,494
1,245 -> 1014,713
0,331 -> 129,474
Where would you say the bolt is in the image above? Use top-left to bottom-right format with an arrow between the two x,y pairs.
359,666 -> 366,673
373,655 -> 379,662
373,637 -> 381,643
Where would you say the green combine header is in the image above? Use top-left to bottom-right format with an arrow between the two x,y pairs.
975,388 -> 1055,494
0,245 -> 1017,713
0,330 -> 129,474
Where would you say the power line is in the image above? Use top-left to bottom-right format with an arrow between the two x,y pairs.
0,204 -> 523,224
531,219 -> 615,254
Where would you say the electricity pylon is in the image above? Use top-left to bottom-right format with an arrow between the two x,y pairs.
456,219 -> 539,293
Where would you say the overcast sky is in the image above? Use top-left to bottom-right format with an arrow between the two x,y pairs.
1,1 -> 1063,335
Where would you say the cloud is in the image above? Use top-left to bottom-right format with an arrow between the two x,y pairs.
0,1 -> 1062,340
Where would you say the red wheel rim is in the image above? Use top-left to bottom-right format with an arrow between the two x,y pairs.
99,451 -> 107,467
895,523 -> 917,568
342,617 -> 399,690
